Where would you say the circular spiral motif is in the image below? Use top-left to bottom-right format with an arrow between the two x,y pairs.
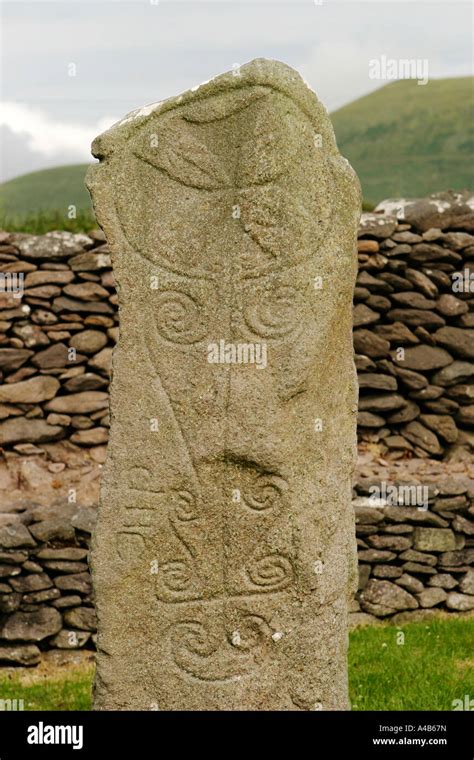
243,475 -> 285,511
154,290 -> 207,344
244,286 -> 302,339
173,621 -> 216,657
247,554 -> 293,589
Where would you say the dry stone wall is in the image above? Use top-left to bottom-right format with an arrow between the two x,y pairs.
0,190 -> 474,663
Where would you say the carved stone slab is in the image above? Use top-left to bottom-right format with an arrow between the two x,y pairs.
87,58 -> 361,710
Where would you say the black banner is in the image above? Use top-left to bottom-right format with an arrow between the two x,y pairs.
0,710 -> 471,758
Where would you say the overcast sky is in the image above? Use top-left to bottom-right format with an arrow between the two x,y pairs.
0,0 -> 472,182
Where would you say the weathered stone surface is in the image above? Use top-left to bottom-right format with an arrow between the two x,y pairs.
459,569 -> 474,595
367,535 -> 411,552
357,411 -> 385,428
51,594 -> 83,609
86,60 -> 361,710
41,560 -> 88,574
54,572 -> 92,594
404,268 -> 439,298
353,330 -> 390,358
71,506 -> 97,534
44,391 -> 108,414
390,609 -> 439,625
372,565 -> 403,579
392,345 -> 452,371
353,304 -> 379,327
401,421 -> 443,456
358,373 -> 397,392
438,549 -> 474,568
393,366 -> 427,390
22,588 -> 61,604
64,373 -> 107,393
446,592 -> 474,611
359,213 -> 397,239
50,629 -> 91,649
395,574 -> 424,594
69,251 -> 112,271
416,588 -> 447,608
419,414 -> 458,444
0,643 -> 41,665
428,574 -> 457,590
12,231 -> 92,259
69,330 -> 108,355
0,375 -> 59,404
435,294 -> 468,317
29,518 -> 76,543
64,606 -> 97,631
0,348 -> 34,371
0,524 -> 36,548
70,427 -> 109,446
0,592 -> 22,613
413,528 -> 456,553
434,327 -> 474,360
358,394 -> 406,413
402,562 -> 436,576
359,580 -> 418,615
387,309 -> 445,330
64,282 -> 109,301
9,573 -> 52,593
399,549 -> 437,566
36,547 -> 88,561
0,418 -> 64,446
358,549 -> 396,563
1,607 -> 62,641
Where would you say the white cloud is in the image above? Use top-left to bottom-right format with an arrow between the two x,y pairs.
0,102 -> 117,160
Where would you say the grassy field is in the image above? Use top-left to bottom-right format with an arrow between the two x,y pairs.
0,618 -> 472,711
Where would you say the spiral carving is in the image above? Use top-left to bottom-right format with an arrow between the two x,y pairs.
243,474 -> 285,512
173,621 -> 217,658
247,554 -> 293,590
244,286 -> 302,339
154,290 -> 207,344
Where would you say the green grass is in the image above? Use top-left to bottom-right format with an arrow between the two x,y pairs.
349,618 -> 474,710
0,665 -> 93,711
332,76 -> 474,206
0,618 -> 472,710
0,208 -> 97,235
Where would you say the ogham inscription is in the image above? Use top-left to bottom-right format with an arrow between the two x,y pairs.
87,59 -> 361,710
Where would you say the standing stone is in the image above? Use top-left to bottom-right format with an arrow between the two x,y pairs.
87,59 -> 360,711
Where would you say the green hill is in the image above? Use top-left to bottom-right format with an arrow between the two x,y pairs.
0,77 -> 473,227
0,164 -> 93,219
332,76 -> 474,205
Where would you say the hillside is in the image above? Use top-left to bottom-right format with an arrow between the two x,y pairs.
332,76 -> 474,205
0,164 -> 93,220
0,76 -> 473,221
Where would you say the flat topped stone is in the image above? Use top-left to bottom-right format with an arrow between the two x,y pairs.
87,59 -> 360,711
